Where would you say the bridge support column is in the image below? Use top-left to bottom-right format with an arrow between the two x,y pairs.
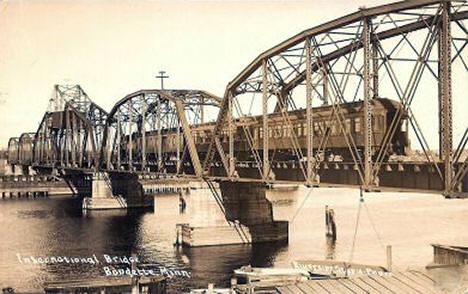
82,172 -> 153,210
179,181 -> 288,247
82,172 -> 125,210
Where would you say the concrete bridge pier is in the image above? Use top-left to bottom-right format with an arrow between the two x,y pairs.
179,181 -> 288,247
82,172 -> 154,210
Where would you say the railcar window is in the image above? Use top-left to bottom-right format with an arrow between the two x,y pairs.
297,124 -> 302,137
373,116 -> 381,131
276,126 -> 282,138
345,118 -> 351,132
355,117 -> 361,133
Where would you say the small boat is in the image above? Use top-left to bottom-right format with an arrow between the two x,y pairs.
234,265 -> 328,285
232,265 -> 330,293
188,283 -> 232,294
189,289 -> 232,294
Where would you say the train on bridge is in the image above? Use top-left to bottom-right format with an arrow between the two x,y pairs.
120,98 -> 409,164
7,98 -> 409,166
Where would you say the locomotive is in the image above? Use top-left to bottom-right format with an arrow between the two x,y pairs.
123,98 -> 410,164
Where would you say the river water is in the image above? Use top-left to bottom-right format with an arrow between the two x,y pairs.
0,187 -> 467,293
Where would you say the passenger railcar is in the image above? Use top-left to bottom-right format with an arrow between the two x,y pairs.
122,98 -> 409,164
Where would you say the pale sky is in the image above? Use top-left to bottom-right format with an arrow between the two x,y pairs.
0,0 -> 467,150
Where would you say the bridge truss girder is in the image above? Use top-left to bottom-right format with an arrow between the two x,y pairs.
203,0 -> 468,196
31,85 -> 108,170
7,137 -> 19,165
100,90 -> 221,177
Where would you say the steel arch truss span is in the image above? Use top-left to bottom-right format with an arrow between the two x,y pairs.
101,89 -> 221,177
7,137 -> 19,165
203,0 -> 468,195
18,132 -> 36,166
32,85 -> 108,169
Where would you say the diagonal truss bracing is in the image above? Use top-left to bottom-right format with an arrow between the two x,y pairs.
203,0 -> 468,195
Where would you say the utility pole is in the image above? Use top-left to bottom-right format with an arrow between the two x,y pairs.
156,71 -> 169,90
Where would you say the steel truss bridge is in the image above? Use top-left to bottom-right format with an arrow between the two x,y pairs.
7,0 -> 468,197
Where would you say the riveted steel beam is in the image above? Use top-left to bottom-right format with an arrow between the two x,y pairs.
439,1 -> 453,195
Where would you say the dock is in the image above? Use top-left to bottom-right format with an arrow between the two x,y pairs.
276,270 -> 443,294
430,244 -> 468,267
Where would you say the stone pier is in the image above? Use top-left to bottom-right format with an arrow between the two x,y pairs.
82,172 -> 153,210
179,181 -> 288,247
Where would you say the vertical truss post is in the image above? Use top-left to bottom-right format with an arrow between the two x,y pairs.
141,96 -> 147,171
306,38 -> 314,184
200,96 -> 205,124
128,101 -> 133,170
60,118 -> 64,165
106,128 -> 112,170
45,130 -> 49,164
322,67 -> 329,105
85,132 -> 89,168
117,111 -> 121,169
372,41 -> 379,98
39,132 -> 43,164
157,98 -> 163,172
33,134 -> 37,164
176,117 -> 181,174
228,92 -> 235,177
363,17 -> 373,189
33,135 -> 37,164
439,1 -> 453,195
49,130 -> 53,164
78,119 -> 82,167
67,110 -> 72,167
45,120 -> 49,164
45,133 -> 49,164
45,128 -> 49,164
65,110 -> 70,167
41,118 -> 46,163
262,58 -> 270,181
71,113 -> 77,166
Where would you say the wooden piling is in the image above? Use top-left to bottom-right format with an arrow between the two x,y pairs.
325,206 -> 337,240
386,245 -> 392,271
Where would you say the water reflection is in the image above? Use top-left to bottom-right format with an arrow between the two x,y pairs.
82,209 -> 127,218
325,236 -> 336,260
1,188 -> 468,292
181,241 -> 287,289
